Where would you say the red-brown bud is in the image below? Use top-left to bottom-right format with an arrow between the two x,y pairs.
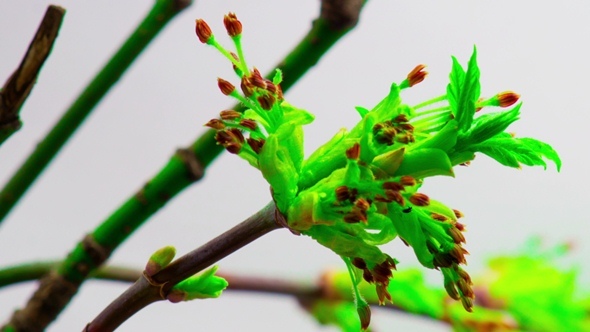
453,209 -> 464,219
393,114 -> 409,123
449,226 -> 466,244
409,193 -> 430,206
399,175 -> 416,187
383,181 -> 404,191
407,64 -> 428,87
346,143 -> 360,160
240,77 -> 254,97
357,302 -> 371,331
335,186 -> 352,202
195,19 -> 212,44
246,138 -> 265,154
385,190 -> 404,206
220,109 -> 241,120
223,12 -> 242,37
265,80 -> 277,94
239,119 -> 257,130
217,78 -> 235,95
205,119 -> 225,130
496,91 -> 520,107
257,94 -> 275,110
354,198 -> 371,211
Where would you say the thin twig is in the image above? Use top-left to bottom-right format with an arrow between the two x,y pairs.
84,201 -> 281,332
0,5 -> 65,145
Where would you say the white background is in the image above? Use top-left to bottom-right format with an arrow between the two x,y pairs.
0,1 -> 588,331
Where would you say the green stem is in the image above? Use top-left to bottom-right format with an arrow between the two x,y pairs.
412,94 -> 447,110
0,0 -> 191,225
2,2 -> 367,331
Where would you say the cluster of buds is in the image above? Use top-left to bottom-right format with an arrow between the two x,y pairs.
372,114 -> 415,145
351,256 -> 397,305
198,14 -> 293,162
195,15 -> 560,330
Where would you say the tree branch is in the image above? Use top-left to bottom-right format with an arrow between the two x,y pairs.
0,0 -> 192,225
0,5 -> 65,146
84,201 -> 281,332
1,2 -> 368,331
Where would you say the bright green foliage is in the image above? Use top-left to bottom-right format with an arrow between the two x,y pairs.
311,300 -> 368,332
202,29 -> 560,329
314,241 -> 589,332
167,265 -> 228,302
482,238 -> 590,331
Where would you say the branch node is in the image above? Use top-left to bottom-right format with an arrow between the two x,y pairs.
320,0 -> 364,30
176,148 -> 204,181
142,271 -> 168,300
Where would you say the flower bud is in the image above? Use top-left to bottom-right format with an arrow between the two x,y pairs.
223,12 -> 242,37
246,138 -> 264,154
357,301 -> 371,330
195,19 -> 212,44
409,193 -> 430,206
346,143 -> 360,160
205,119 -> 225,130
220,109 -> 241,120
239,119 -> 257,130
496,91 -> 520,107
399,175 -> 416,187
407,64 -> 428,87
257,94 -> 275,110
217,78 -> 235,95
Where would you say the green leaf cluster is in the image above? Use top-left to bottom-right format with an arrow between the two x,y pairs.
205,37 -> 561,330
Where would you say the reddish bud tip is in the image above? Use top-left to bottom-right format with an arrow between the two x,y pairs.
399,175 -> 416,187
195,19 -> 212,44
217,78 -> 235,95
239,118 -> 257,131
335,185 -> 352,202
409,193 -> 430,206
346,143 -> 361,160
357,302 -> 371,330
383,181 -> 404,191
240,77 -> 254,97
205,119 -> 225,130
223,12 -> 242,37
257,94 -> 275,110
220,109 -> 241,120
497,91 -> 520,107
246,138 -> 264,154
453,209 -> 464,219
407,64 -> 428,87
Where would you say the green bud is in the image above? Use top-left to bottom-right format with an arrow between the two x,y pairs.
145,246 -> 176,276
394,148 -> 454,179
168,265 -> 228,303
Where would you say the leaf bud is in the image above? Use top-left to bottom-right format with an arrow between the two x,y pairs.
145,246 -> 176,276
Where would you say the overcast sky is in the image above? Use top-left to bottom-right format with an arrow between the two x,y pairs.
1,1 -> 588,331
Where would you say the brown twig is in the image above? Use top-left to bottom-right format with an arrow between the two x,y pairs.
84,201 -> 282,332
0,5 -> 65,144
